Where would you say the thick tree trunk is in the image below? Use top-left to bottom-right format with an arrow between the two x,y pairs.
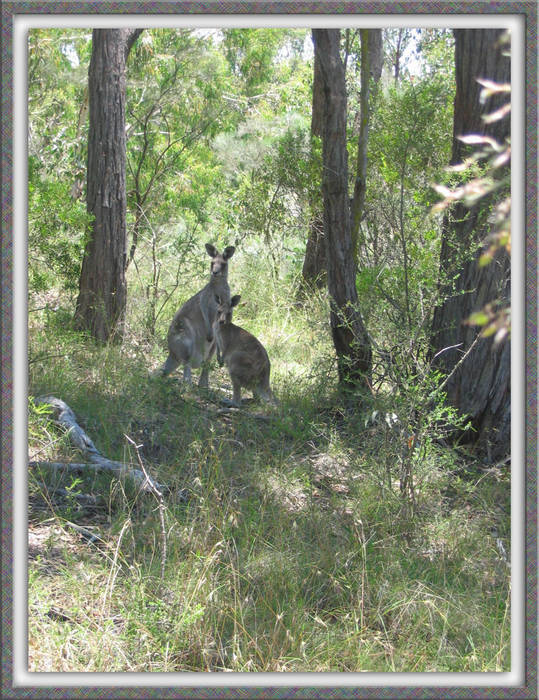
430,29 -> 510,459
350,28 -> 383,259
74,28 -> 142,343
301,46 -> 326,290
312,29 -> 372,396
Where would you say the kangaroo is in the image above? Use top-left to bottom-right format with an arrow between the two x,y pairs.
158,244 -> 235,387
213,294 -> 276,407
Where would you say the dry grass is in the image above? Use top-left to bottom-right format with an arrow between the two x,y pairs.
27,270 -> 511,673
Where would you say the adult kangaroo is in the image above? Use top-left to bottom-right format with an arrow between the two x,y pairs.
158,244 -> 235,387
213,294 -> 276,407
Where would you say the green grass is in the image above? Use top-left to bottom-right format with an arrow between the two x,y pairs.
27,267 -> 511,673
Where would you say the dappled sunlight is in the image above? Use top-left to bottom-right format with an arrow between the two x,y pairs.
25,24 -> 513,675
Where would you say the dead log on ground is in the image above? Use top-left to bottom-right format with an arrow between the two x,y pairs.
32,396 -> 166,494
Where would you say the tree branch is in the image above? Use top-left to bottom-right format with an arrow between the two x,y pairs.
124,28 -> 144,60
32,396 -> 167,493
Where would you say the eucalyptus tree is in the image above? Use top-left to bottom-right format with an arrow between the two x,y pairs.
350,28 -> 383,259
301,29 -> 382,290
430,28 -> 511,459
312,28 -> 372,397
300,44 -> 326,290
74,28 -> 143,343
384,28 -> 416,85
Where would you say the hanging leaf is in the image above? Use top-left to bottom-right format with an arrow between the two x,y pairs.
482,102 -> 511,124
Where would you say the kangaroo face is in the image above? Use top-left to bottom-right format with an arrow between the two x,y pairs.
215,294 -> 241,326
206,244 -> 236,277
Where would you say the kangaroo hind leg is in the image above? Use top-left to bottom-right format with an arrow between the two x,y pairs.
220,379 -> 242,407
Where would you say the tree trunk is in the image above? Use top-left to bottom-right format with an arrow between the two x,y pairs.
350,28 -> 383,259
300,44 -> 326,290
312,29 -> 372,397
393,29 -> 404,85
74,28 -> 142,343
430,29 -> 510,459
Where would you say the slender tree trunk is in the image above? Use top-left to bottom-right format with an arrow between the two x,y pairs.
312,29 -> 372,397
300,45 -> 326,290
393,29 -> 404,85
430,29 -> 510,459
350,28 -> 383,260
74,28 -> 142,343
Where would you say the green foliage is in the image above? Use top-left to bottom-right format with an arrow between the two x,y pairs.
222,28 -> 307,98
216,125 -> 316,272
416,29 -> 455,81
126,30 -> 237,233
28,29 -> 92,295
28,395 -> 54,450
27,28 -> 510,674
370,74 -> 453,196
28,160 -> 90,292
355,66 -> 454,347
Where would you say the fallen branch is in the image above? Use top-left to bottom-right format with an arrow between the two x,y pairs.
63,520 -> 104,545
32,396 -> 166,493
48,487 -> 100,508
30,460 -> 126,478
29,477 -> 102,513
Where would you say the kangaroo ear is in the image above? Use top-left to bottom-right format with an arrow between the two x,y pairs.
205,243 -> 218,258
231,294 -> 241,307
223,246 -> 236,260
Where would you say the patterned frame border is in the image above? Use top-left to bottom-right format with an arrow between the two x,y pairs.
1,2 -> 537,698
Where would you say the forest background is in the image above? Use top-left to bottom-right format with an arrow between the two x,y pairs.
27,26 -> 512,673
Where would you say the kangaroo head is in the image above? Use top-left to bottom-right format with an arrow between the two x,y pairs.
215,294 -> 241,326
205,243 -> 236,277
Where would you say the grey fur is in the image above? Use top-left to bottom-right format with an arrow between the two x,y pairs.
158,244 -> 235,387
213,294 -> 277,407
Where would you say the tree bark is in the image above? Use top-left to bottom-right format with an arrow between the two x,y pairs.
300,44 -> 326,290
393,29 -> 404,85
430,29 -> 510,459
350,28 -> 383,259
74,28 -> 143,342
312,29 -> 372,397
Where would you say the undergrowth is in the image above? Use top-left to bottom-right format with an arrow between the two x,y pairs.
27,261 -> 511,673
